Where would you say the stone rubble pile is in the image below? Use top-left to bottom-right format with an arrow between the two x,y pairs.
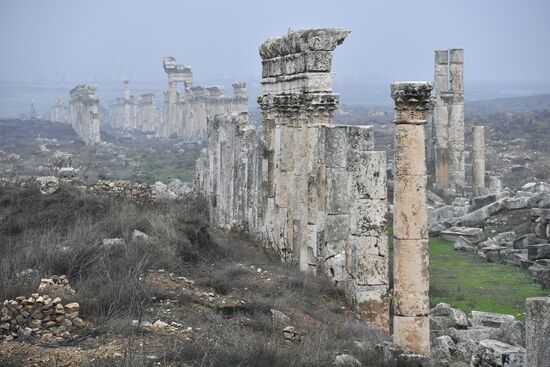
429,303 -> 527,366
1,276 -> 86,343
428,182 -> 550,289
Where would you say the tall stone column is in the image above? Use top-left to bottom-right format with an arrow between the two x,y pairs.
448,48 -> 465,190
472,126 -> 486,196
391,81 -> 432,356
526,297 -> 550,366
433,50 -> 450,190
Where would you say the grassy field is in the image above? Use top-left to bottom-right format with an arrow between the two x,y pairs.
428,236 -> 548,319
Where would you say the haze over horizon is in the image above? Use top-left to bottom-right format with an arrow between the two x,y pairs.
1,0 -> 550,115
1,0 -> 550,83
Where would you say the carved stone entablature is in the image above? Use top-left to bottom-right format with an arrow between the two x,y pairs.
259,28 -> 350,60
391,82 -> 433,124
258,93 -> 339,115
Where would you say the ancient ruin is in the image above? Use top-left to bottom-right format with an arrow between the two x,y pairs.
472,126 -> 486,197
430,49 -> 465,192
108,80 -> 138,131
50,98 -> 68,123
391,81 -> 432,355
68,85 -> 100,145
196,28 -> 390,331
162,57 -> 248,140
137,93 -> 157,133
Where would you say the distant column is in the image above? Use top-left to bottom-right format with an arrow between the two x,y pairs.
472,126 -> 486,196
526,297 -> 550,366
433,50 -> 450,190
391,81 -> 432,356
448,48 -> 465,190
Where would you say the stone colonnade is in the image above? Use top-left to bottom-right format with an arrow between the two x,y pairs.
68,85 -> 100,145
161,57 -> 248,140
137,93 -> 157,133
178,84 -> 248,140
50,98 -> 68,123
196,28 -> 390,331
391,81 -> 432,355
108,80 -> 138,130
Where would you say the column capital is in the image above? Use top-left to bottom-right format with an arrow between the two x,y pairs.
391,82 -> 433,125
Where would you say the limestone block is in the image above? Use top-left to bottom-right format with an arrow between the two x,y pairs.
326,168 -> 351,215
325,214 -> 350,242
393,174 -> 428,240
350,199 -> 387,237
470,311 -> 516,328
394,124 -> 427,176
349,151 -> 387,200
348,235 -> 387,258
470,339 -> 525,367
355,284 -> 390,332
346,125 -> 374,152
324,126 -> 348,168
323,252 -> 348,282
393,316 -> 430,356
352,247 -> 387,286
525,297 -> 550,366
393,239 -> 429,316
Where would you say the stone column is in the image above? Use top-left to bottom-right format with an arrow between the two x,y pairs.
472,126 -> 486,196
448,48 -> 465,190
391,81 -> 432,356
526,297 -> 550,366
433,50 -> 450,190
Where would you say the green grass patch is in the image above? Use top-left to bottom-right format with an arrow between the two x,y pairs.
428,236 -> 548,319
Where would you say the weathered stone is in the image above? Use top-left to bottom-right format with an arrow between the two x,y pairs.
470,339 -> 525,367
470,311 -> 515,328
440,227 -> 483,244
525,297 -> 550,366
391,81 -> 432,356
430,303 -> 468,329
431,335 -> 456,361
36,176 -> 59,195
334,354 -> 362,367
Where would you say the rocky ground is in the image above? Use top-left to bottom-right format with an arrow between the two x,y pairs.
1,185 -> 431,367
0,119 -> 199,186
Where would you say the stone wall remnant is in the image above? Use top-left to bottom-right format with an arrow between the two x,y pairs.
391,81 -> 432,356
196,28 -> 390,331
68,85 -> 100,144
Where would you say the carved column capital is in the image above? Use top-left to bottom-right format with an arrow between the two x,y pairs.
391,82 -> 433,125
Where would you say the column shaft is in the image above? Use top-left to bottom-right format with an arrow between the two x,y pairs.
391,81 -> 432,356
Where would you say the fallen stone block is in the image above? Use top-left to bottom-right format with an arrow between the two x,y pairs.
527,243 -> 550,260
470,311 -> 516,328
458,200 -> 505,227
440,227 -> 484,244
527,263 -> 550,288
505,195 -> 532,210
470,339 -> 525,367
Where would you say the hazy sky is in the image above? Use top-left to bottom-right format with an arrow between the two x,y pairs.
1,0 -> 550,84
